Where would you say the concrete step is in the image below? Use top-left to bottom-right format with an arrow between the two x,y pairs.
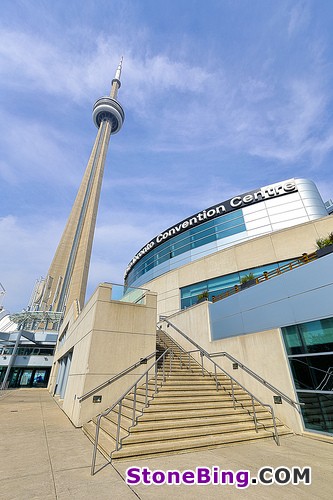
112,427 -> 291,461
146,397 -> 254,411
151,385 -> 242,394
155,384 -> 244,393
160,373 -> 228,381
155,378 -> 233,387
139,405 -> 269,422
83,421 -> 118,460
130,414 -> 276,433
121,419 -> 285,445
142,394 -> 249,405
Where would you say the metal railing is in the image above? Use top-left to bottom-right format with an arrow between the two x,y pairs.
158,328 -> 301,409
212,252 -> 317,303
207,350 -> 302,409
157,328 -> 212,377
91,348 -> 173,475
158,318 -> 298,447
77,351 -> 157,402
159,319 -> 302,409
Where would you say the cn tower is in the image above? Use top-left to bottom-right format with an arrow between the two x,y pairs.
38,58 -> 125,315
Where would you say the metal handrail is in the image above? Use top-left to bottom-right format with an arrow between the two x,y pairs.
208,351 -> 302,409
158,319 -> 302,407
77,351 -> 157,402
160,324 -> 279,442
161,340 -> 302,409
158,319 -> 287,447
91,348 -> 173,475
157,329 -> 211,377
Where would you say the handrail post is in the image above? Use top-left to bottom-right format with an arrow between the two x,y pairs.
145,372 -> 148,407
91,415 -> 101,475
251,396 -> 258,433
231,379 -> 235,409
132,384 -> 137,426
200,351 -> 204,376
180,352 -> 182,369
154,360 -> 158,394
214,364 -> 218,391
116,401 -> 122,450
188,352 -> 191,371
270,406 -> 280,446
163,355 -> 165,382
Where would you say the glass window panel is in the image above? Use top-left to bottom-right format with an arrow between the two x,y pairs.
191,232 -> 216,249
216,223 -> 246,240
282,317 -> 333,435
33,370 -> 47,387
207,273 -> 239,291
282,326 -> 303,355
297,392 -> 333,434
171,235 -> 191,256
189,220 -> 215,236
288,355 -> 333,390
220,210 -> 243,222
299,319 -> 333,353
180,297 -> 193,309
215,218 -> 244,231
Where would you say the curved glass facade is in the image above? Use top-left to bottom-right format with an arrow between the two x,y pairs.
126,178 -> 328,288
126,210 -> 246,286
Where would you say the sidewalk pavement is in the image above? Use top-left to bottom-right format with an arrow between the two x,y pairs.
0,388 -> 332,499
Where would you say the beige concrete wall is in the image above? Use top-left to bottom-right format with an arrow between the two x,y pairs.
159,304 -> 304,434
49,283 -> 157,426
146,215 -> 333,318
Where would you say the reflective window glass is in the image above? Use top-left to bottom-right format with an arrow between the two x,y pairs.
126,210 -> 247,286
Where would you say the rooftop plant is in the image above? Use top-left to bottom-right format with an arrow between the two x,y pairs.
316,231 -> 333,249
240,272 -> 255,284
197,290 -> 209,302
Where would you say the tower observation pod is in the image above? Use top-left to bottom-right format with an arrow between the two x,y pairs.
30,58 -> 125,319
92,57 -> 125,133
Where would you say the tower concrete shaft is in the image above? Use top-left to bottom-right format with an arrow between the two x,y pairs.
41,59 -> 125,315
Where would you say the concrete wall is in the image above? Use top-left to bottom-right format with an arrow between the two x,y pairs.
145,214 -> 333,318
48,283 -> 157,426
159,303 -> 303,434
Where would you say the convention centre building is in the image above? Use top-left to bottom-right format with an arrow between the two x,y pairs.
49,176 -> 333,447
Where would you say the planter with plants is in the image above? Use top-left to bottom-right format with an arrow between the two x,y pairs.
197,290 -> 209,303
315,232 -> 333,258
240,272 -> 256,290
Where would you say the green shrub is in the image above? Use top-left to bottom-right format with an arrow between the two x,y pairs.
240,272 -> 255,284
197,290 -> 209,302
316,231 -> 333,249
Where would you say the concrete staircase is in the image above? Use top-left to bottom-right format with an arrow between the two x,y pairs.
83,330 -> 292,462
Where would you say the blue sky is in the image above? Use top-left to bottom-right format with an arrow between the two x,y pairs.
1,0 -> 333,312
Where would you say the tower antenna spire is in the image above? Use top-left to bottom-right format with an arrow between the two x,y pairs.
110,56 -> 123,99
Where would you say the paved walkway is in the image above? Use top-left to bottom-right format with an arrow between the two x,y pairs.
0,389 -> 332,499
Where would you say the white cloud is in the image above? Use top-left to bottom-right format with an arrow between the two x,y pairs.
1,20 -> 332,167
0,113 -> 83,186
0,215 -> 63,311
288,2 -> 311,37
0,27 -> 209,106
